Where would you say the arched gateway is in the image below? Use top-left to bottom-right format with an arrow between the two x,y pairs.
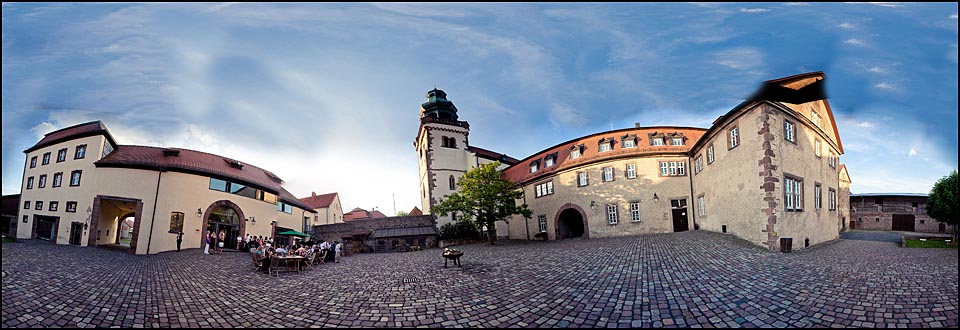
555,203 -> 588,239
200,200 -> 245,250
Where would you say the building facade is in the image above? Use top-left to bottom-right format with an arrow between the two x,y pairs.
414,89 -> 517,237
299,192 -> 344,227
850,193 -> 952,234
17,121 -> 316,254
419,72 -> 850,251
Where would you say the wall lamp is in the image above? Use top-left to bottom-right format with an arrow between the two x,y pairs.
247,217 -> 256,223
653,193 -> 660,203
590,201 -> 596,209
196,208 -> 203,217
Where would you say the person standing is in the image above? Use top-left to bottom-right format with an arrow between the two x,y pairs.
334,240 -> 342,263
176,231 -> 183,252
204,231 -> 211,255
237,234 -> 243,252
218,230 -> 226,254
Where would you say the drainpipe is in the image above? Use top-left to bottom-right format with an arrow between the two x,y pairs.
687,159 -> 697,230
521,185 -> 530,241
145,168 -> 163,254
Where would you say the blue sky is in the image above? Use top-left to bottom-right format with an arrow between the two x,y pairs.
3,2 -> 957,214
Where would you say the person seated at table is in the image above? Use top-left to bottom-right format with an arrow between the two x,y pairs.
258,248 -> 275,273
275,245 -> 287,255
296,245 -> 306,256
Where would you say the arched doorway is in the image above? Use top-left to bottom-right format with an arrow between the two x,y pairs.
200,200 -> 245,251
555,204 -> 588,240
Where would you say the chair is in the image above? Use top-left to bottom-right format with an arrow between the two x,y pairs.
251,252 -> 262,271
302,252 -> 314,270
316,250 -> 327,265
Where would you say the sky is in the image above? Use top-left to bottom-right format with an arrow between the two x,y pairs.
2,2 -> 958,214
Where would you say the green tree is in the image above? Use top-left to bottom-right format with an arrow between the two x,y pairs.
927,170 -> 959,243
396,210 -> 409,217
433,161 -> 532,245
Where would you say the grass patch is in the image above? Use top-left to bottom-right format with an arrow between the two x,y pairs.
904,239 -> 957,249
2,236 -> 15,243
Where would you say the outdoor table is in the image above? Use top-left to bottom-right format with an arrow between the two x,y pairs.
277,256 -> 306,272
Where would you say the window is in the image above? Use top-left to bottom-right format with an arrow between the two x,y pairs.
35,201 -> 43,210
694,155 -> 703,174
607,204 -> 618,224
49,201 -> 58,212
441,136 -> 457,148
577,171 -> 588,187
529,161 -> 539,173
598,140 -> 612,152
26,176 -> 34,189
538,215 -> 547,233
815,139 -> 821,158
449,176 -> 456,190
535,181 -> 554,198
545,156 -> 555,167
570,146 -> 582,159
70,170 -> 82,186
52,172 -> 62,188
42,152 -> 51,165
828,188 -> 837,211
625,163 -> 636,179
659,161 -> 686,176
622,137 -> 636,148
38,175 -> 47,188
670,198 -> 688,209
169,212 -> 185,233
66,201 -> 77,213
75,144 -> 87,159
815,183 -> 822,210
651,137 -> 665,146
707,144 -> 715,164
57,148 -> 67,163
812,111 -> 821,128
784,176 -> 803,212
729,126 -> 739,149
277,202 -> 293,214
671,137 -> 684,146
102,141 -> 114,159
603,167 -> 614,182
698,195 -> 706,216
30,156 -> 37,168
784,121 -> 796,143
828,152 -> 837,168
630,202 -> 640,222
24,201 -> 30,209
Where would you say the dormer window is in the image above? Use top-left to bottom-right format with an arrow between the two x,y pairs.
544,153 -> 556,167
670,137 -> 684,146
621,134 -> 637,148
649,133 -> 665,146
569,145 -> 583,159
529,160 -> 540,173
163,148 -> 180,157
598,138 -> 613,152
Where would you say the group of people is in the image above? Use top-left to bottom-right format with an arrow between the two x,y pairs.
203,230 -> 227,255
252,239 -> 343,274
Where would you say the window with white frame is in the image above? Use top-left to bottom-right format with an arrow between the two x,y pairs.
577,171 -> 588,187
57,148 -> 67,163
671,137 -> 684,146
694,155 -> 703,174
815,139 -> 821,158
625,163 -> 636,179
815,183 -> 822,210
784,176 -> 803,212
530,161 -> 539,173
630,202 -> 640,222
828,151 -> 836,168
535,181 -> 554,198
42,152 -> 51,165
38,175 -> 47,188
70,170 -> 82,186
622,137 -> 636,148
74,144 -> 87,159
729,126 -> 739,149
651,137 -> 665,146
570,146 -> 582,159
607,204 -> 618,224
659,161 -> 685,176
698,195 -> 705,216
545,155 -> 555,167
538,215 -> 547,232
26,176 -> 34,189
53,172 -> 62,187
828,188 -> 837,211
784,121 -> 796,143
49,201 -> 59,212
603,167 -> 614,182
707,144 -> 715,164
599,140 -> 612,152
812,111 -> 821,128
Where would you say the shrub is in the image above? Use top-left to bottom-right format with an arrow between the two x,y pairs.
439,221 -> 481,240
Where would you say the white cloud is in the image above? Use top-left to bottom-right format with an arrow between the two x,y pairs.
908,148 -> 918,158
845,38 -> 867,46
951,14 -> 958,20
868,66 -> 886,73
204,2 -> 241,13
740,8 -> 770,13
838,22 -> 856,29
857,121 -> 876,128
846,2 -> 903,8
874,82 -> 896,90
30,122 -> 57,140
711,47 -> 765,69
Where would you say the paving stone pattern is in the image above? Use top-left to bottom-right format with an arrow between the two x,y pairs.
3,231 -> 957,328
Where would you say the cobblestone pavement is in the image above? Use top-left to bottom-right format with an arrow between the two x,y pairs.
3,231 -> 957,328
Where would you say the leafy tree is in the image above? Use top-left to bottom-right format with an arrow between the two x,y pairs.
433,161 -> 532,245
438,221 -> 481,240
396,210 -> 409,217
927,170 -> 958,243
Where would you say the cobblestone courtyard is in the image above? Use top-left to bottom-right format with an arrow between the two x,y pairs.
2,231 -> 957,328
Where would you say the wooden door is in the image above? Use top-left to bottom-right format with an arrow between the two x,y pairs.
891,214 -> 915,232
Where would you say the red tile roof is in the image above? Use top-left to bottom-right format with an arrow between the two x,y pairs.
409,207 -> 422,216
503,127 -> 706,185
25,121 -> 118,153
299,192 -> 338,209
96,145 -> 315,212
467,146 -> 519,165
342,208 -> 388,222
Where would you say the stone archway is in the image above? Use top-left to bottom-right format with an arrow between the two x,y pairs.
199,200 -> 246,250
555,203 -> 589,240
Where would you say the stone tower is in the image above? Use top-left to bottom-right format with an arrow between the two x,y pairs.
415,89 -> 471,228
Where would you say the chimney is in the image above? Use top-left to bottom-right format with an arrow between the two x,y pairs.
634,122 -> 641,128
